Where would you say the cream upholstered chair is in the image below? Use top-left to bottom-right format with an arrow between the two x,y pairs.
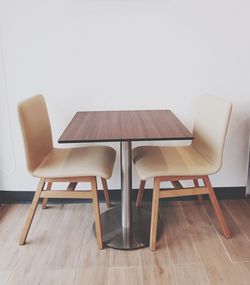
18,95 -> 116,249
133,95 -> 232,251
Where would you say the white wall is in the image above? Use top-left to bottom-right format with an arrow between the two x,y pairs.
0,0 -> 250,193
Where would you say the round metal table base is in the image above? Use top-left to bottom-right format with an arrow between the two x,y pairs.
93,206 -> 163,250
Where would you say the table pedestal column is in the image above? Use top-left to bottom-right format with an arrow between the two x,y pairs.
93,141 -> 162,250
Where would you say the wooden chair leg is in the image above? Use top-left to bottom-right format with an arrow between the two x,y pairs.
91,177 -> 103,250
203,176 -> 231,239
193,179 -> 203,204
150,178 -> 160,251
42,182 -> 52,209
19,178 -> 45,245
136,180 -> 146,208
101,178 -> 111,207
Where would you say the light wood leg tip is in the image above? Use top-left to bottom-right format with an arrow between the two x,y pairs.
98,244 -> 104,250
42,200 -> 48,209
224,232 -> 232,239
149,242 -> 156,251
19,240 -> 25,245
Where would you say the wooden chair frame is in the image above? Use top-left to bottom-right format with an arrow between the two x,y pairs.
136,175 -> 231,251
19,176 -> 111,250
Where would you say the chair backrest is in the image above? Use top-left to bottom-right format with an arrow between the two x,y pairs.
18,95 -> 53,173
192,95 -> 232,171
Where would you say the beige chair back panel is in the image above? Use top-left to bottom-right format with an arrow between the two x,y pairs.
192,95 -> 232,170
18,95 -> 53,173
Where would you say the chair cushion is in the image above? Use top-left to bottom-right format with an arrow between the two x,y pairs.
32,146 -> 116,179
133,146 -> 219,180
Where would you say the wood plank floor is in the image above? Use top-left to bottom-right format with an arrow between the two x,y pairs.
0,199 -> 250,285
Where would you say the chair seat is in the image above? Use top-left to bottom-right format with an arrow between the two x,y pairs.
32,146 -> 116,179
133,146 -> 219,180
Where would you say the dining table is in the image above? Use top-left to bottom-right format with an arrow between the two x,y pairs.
58,110 -> 193,250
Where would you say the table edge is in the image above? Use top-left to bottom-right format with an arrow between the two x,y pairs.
58,109 -> 194,143
58,137 -> 194,143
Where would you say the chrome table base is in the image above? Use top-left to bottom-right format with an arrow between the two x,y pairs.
93,205 -> 163,249
94,141 -> 162,250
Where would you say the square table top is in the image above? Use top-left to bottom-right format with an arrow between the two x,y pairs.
58,110 -> 193,143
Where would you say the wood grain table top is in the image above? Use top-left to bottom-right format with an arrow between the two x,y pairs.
58,110 -> 193,143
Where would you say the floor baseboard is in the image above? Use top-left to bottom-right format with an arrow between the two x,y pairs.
0,187 -> 246,204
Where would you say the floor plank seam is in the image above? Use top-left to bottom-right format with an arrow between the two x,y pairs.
38,205 -> 69,275
164,230 -> 177,270
73,204 -> 92,285
202,202 -> 234,264
138,248 -> 143,285
24,206 -> 70,284
242,199 -> 250,209
107,247 -> 112,285
173,262 -> 204,266
30,205 -> 44,235
38,270 -> 46,285
162,209 -> 177,285
179,201 -> 212,285
222,200 -> 250,243
4,247 -> 20,275
137,267 -> 143,285
3,271 -> 13,285
231,260 -> 250,264
109,266 -> 140,269
6,211 -> 47,285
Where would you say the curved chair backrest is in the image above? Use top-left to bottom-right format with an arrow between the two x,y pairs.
18,95 -> 53,173
192,95 -> 232,172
